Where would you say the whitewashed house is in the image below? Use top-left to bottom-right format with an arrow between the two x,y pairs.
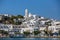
48,21 -> 60,34
0,24 -> 12,31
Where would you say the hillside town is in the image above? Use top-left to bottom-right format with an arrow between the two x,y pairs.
0,9 -> 60,38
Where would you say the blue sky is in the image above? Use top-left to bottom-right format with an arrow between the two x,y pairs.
0,0 -> 60,20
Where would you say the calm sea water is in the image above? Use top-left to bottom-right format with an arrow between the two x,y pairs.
0,38 -> 60,40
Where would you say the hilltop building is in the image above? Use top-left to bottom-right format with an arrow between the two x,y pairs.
25,9 -> 29,21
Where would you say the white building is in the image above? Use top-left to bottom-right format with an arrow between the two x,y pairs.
0,24 -> 12,31
25,9 -> 29,20
0,24 -> 23,32
0,15 -> 3,20
20,27 -> 34,34
39,27 -> 46,31
24,9 -> 40,21
48,21 -> 60,33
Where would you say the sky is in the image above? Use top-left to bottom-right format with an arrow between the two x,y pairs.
0,0 -> 60,20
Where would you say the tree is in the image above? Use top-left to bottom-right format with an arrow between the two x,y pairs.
58,30 -> 60,35
0,30 -> 8,35
49,31 -> 53,36
15,32 -> 20,34
23,31 -> 30,36
44,30 -> 48,36
34,30 -> 40,35
10,15 -> 23,25
10,16 -> 17,20
45,22 -> 51,26
17,15 -> 24,18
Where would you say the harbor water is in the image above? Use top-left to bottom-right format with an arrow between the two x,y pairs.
0,38 -> 60,40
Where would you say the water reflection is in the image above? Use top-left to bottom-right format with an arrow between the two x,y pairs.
50,38 -> 60,40
0,38 -> 60,40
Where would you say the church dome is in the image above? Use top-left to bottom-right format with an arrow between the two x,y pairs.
29,13 -> 32,17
